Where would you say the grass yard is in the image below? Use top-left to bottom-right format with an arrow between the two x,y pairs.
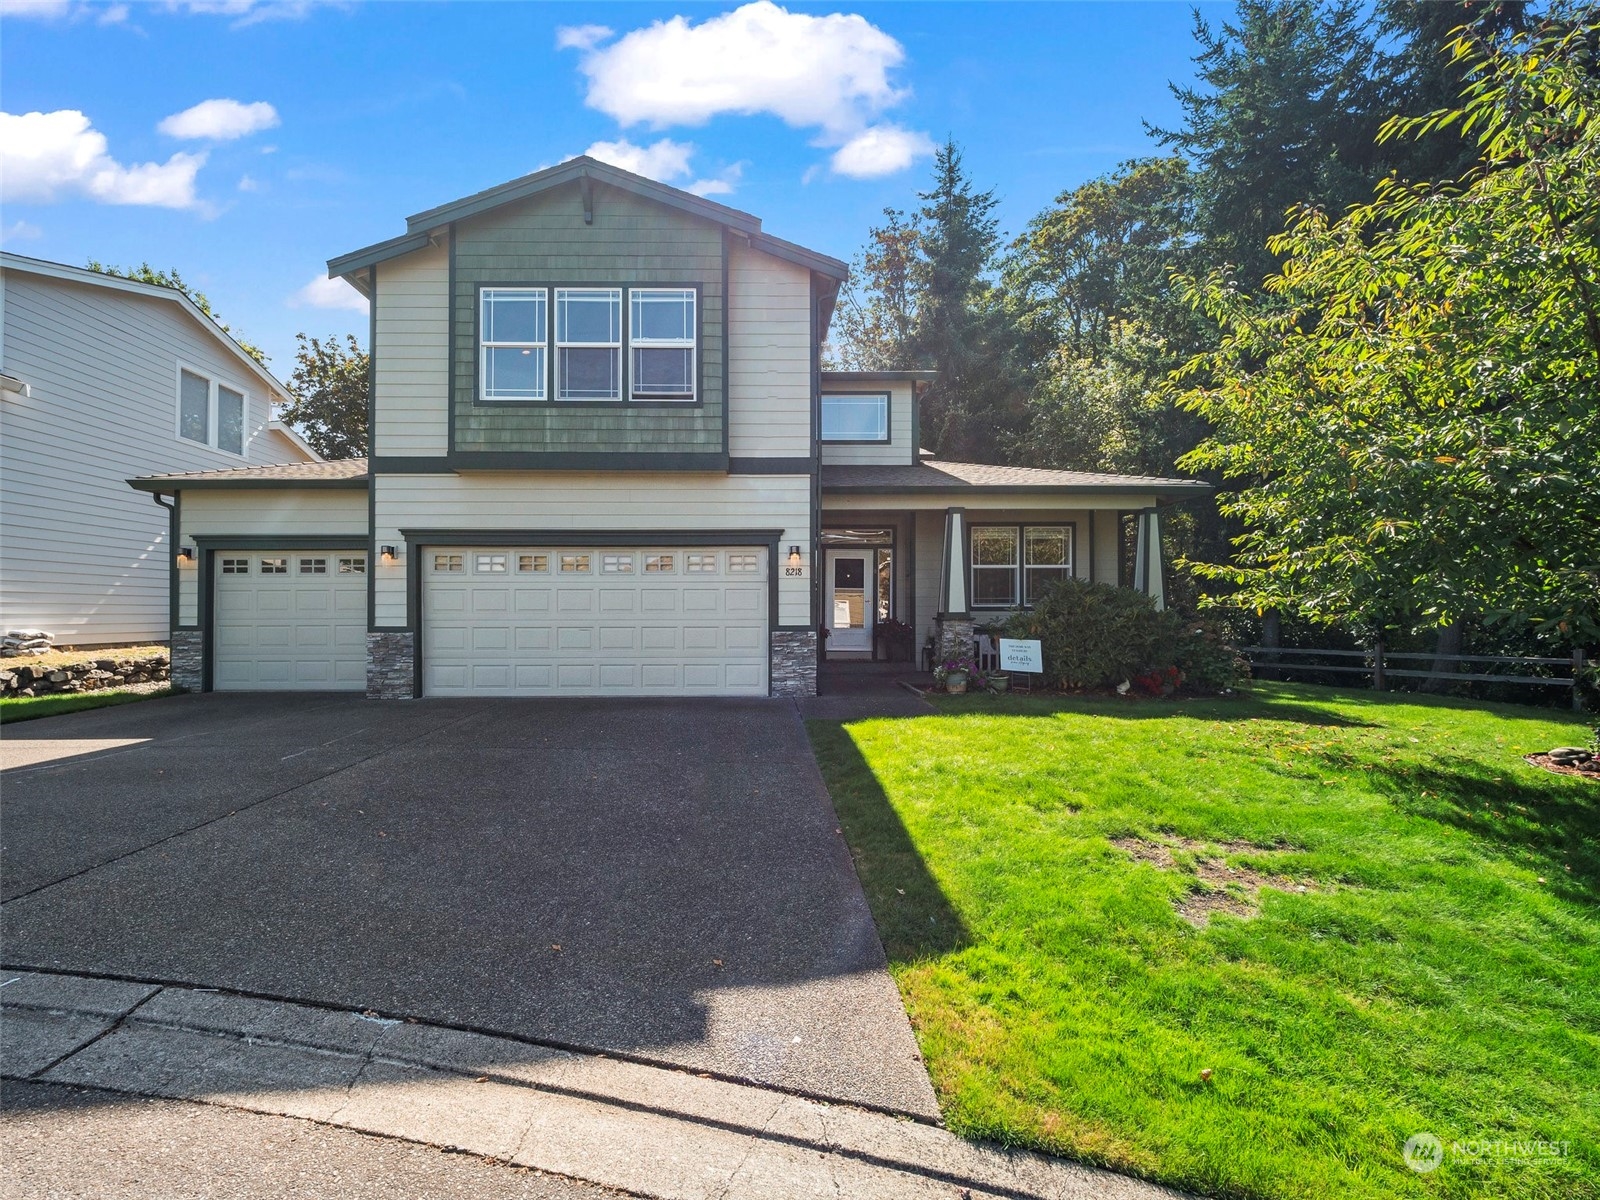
0,686 -> 174,724
808,683 -> 1598,1200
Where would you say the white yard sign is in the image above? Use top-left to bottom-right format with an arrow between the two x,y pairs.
998,638 -> 1043,674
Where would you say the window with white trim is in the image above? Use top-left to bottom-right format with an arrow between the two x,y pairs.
601,553 -> 634,573
475,553 -> 508,573
555,288 -> 622,401
630,289 -> 696,400
1024,527 -> 1072,603
338,556 -> 366,574
176,367 -> 250,456
560,553 -> 591,573
260,557 -> 287,574
971,528 -> 1019,608
727,552 -> 759,572
221,557 -> 250,574
433,554 -> 464,573
644,553 -> 674,573
820,393 -> 889,442
480,288 -> 547,402
299,557 -> 328,575
686,553 -> 717,573
518,553 -> 548,573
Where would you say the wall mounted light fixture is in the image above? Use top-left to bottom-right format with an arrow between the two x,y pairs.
787,545 -> 802,568
380,545 -> 398,563
178,546 -> 195,562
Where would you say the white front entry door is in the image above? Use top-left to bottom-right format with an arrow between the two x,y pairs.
826,551 -> 872,652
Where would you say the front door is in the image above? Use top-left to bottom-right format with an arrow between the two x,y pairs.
826,551 -> 872,652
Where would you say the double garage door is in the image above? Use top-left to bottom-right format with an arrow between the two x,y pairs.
422,545 -> 768,697
213,550 -> 367,691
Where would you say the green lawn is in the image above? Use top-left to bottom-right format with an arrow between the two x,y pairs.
0,686 -> 173,724
807,683 -> 1598,1200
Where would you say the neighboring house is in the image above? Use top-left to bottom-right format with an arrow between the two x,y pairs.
127,157 -> 1204,698
1,253 -> 318,648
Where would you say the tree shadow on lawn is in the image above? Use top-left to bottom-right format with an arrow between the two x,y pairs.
808,720 -> 971,965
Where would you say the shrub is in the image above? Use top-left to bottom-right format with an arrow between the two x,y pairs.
1003,579 -> 1249,695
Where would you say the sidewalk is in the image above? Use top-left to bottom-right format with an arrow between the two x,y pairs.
1,969 -> 1186,1200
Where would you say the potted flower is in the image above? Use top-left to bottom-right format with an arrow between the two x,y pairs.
934,656 -> 974,694
989,672 -> 1010,694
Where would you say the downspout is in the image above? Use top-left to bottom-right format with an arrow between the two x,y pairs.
151,491 -> 178,637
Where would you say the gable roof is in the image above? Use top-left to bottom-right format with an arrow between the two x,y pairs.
328,156 -> 848,285
0,253 -> 292,401
129,457 -> 368,493
821,459 -> 1212,496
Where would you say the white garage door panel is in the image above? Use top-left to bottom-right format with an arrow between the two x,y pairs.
423,546 -> 769,697
214,552 -> 367,692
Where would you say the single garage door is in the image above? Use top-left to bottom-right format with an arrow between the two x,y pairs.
213,551 -> 367,691
423,545 -> 768,697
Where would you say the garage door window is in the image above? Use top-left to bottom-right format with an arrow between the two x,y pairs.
601,554 -> 634,573
338,557 -> 366,574
261,558 -> 287,574
221,557 -> 250,574
299,558 -> 328,575
433,554 -> 463,573
686,553 -> 717,573
645,554 -> 674,573
475,554 -> 508,573
560,553 -> 591,573
728,552 -> 759,572
518,553 -> 548,573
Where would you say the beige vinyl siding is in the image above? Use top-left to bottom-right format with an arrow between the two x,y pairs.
727,242 -> 812,458
0,269 -> 309,646
373,472 -> 812,627
373,241 -> 449,456
819,381 -> 915,467
176,489 -> 367,626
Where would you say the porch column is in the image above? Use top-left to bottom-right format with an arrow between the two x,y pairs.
936,506 -> 974,663
1134,508 -> 1165,611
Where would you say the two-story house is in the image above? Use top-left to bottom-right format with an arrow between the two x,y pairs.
130,158 -> 1204,697
1,253 -> 317,648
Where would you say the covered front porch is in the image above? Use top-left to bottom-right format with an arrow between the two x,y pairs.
817,460 -> 1205,670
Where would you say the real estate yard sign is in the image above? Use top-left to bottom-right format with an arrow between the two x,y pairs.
998,638 -> 1043,673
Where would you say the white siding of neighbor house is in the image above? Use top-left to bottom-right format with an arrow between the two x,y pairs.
372,472 -> 813,628
819,380 -> 916,467
175,488 -> 368,626
0,268 -> 312,646
372,242 -> 449,457
728,241 -> 812,459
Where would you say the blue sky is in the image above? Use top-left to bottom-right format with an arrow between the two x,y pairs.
1,1 -> 1227,375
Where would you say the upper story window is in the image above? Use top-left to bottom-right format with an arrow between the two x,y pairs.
630,289 -> 696,400
480,288 -> 547,402
821,393 -> 889,442
556,288 -> 622,401
177,366 -> 248,457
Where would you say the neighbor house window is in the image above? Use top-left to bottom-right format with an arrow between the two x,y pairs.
555,288 -> 622,401
177,367 -> 249,456
1024,527 -> 1072,603
820,393 -> 889,442
480,288 -> 547,402
971,528 -> 1019,607
630,288 -> 696,400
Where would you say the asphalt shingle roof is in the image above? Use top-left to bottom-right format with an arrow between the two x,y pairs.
821,460 -> 1210,494
129,458 -> 369,491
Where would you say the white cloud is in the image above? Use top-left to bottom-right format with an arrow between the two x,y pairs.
97,3 -> 128,22
0,110 -> 206,209
829,124 -> 935,178
687,163 -> 744,197
0,0 -> 71,15
1,219 -> 44,244
159,99 -> 279,141
567,1 -> 908,138
163,0 -> 336,26
583,137 -> 694,182
289,273 -> 368,312
237,173 -> 261,192
555,23 -> 612,51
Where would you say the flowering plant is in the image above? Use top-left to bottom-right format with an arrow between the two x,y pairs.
933,656 -> 976,685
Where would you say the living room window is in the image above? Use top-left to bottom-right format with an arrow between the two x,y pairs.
970,525 -> 1074,608
555,288 -> 622,401
971,527 -> 1019,607
480,288 -> 547,402
1024,526 -> 1073,603
820,393 -> 889,442
629,289 -> 696,400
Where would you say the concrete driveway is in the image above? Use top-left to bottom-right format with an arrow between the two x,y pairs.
0,694 -> 936,1117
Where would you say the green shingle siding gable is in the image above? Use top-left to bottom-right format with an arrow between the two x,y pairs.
450,181 -> 726,462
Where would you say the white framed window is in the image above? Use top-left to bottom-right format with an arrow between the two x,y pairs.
629,288 -> 696,400
686,553 -> 717,573
1024,527 -> 1072,604
560,553 -> 591,573
221,557 -> 250,574
337,556 -> 366,574
433,553 -> 464,573
260,557 -> 287,574
299,557 -> 328,575
727,552 -> 759,572
555,288 -> 622,401
175,365 -> 250,458
475,553 -> 508,573
644,553 -> 674,573
821,393 -> 889,442
971,527 -> 1019,608
601,553 -> 634,574
517,553 -> 549,573
480,288 -> 547,402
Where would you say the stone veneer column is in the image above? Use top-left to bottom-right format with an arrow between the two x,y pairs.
169,630 -> 204,692
770,629 -> 818,698
367,631 -> 416,700
936,618 -> 976,666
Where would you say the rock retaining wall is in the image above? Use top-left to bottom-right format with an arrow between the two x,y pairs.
0,654 -> 170,698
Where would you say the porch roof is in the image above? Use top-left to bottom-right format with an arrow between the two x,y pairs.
820,460 -> 1210,496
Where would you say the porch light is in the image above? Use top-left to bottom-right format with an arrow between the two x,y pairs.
788,545 -> 802,568
178,546 -> 194,562
380,545 -> 398,563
